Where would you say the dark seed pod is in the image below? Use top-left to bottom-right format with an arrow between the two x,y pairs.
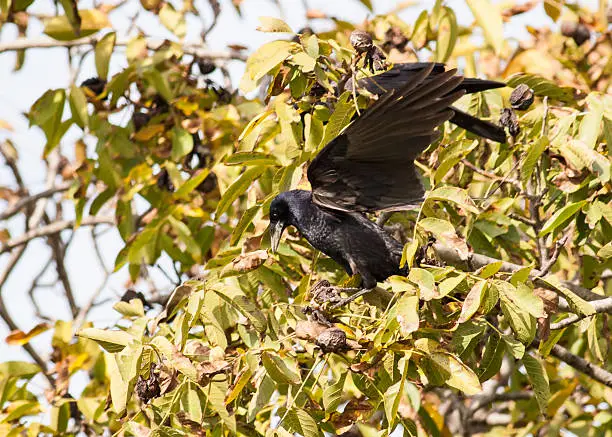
156,169 -> 175,192
499,108 -> 520,137
560,21 -> 590,46
132,112 -> 150,132
350,30 -> 373,54
80,77 -> 107,96
510,84 -> 535,110
197,58 -> 216,75
120,289 -> 152,310
316,327 -> 347,353
197,171 -> 217,194
135,370 -> 161,403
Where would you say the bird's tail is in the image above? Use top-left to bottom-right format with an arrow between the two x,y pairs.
456,78 -> 506,94
450,107 -> 507,143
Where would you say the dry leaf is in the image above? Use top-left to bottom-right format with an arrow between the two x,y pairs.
231,249 -> 268,272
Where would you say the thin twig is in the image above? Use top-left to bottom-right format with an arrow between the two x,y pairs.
538,234 -> 569,277
461,159 -> 521,191
0,36 -> 248,61
1,216 -> 115,253
0,182 -> 71,221
549,343 -> 612,387
550,297 -> 612,330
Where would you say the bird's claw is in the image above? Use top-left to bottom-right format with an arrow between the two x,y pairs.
330,288 -> 374,309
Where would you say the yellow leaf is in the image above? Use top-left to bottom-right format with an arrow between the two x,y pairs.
5,323 -> 51,345
44,9 -> 110,41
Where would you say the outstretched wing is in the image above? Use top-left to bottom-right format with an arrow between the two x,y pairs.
344,63 -> 507,143
307,63 -> 464,213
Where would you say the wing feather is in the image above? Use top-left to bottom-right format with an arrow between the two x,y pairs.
308,63 -> 468,212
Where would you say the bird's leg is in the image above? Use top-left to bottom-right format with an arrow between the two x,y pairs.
331,288 -> 375,308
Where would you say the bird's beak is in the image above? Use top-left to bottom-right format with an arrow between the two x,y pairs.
269,221 -> 285,253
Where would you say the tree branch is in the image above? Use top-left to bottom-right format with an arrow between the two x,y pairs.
1,216 -> 115,254
549,343 -> 612,387
432,242 -> 604,303
0,36 -> 248,61
550,297 -> 612,330
0,182 -> 71,221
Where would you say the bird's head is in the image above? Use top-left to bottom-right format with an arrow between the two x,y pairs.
268,195 -> 291,253
268,190 -> 311,253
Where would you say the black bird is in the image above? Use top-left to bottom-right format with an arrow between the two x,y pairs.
345,63 -> 507,143
269,63 -> 505,305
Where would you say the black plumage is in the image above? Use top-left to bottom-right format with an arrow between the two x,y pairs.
269,63 -> 505,301
344,63 -> 507,143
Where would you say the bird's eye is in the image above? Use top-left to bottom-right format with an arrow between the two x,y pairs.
270,211 -> 278,220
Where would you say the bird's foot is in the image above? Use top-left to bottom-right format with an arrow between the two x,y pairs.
330,288 -> 374,308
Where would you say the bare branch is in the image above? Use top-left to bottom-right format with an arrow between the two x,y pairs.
538,234 -> 569,277
551,297 -> 612,330
549,343 -> 612,387
1,216 -> 115,254
0,36 -> 248,61
0,182 -> 71,221
461,159 -> 521,191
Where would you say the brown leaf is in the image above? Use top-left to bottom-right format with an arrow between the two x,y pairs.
231,250 -> 268,272
534,287 -> 559,316
0,229 -> 10,243
197,359 -> 230,378
306,9 -> 326,19
227,44 -> 248,51
5,322 -> 51,345
294,320 -> 329,341
157,364 -> 179,395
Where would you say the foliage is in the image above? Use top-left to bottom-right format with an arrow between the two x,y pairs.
1,0 -> 611,436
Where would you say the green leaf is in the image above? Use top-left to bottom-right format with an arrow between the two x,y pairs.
95,31 -> 115,79
411,10 -> 429,49
319,91 -> 355,149
465,0 -> 503,54
241,40 -> 295,90
69,85 -> 88,130
44,9 -> 109,41
494,280 -> 545,318
225,152 -> 278,166
458,280 -> 486,323
579,94 -> 604,150
256,16 -> 293,33
174,169 -> 210,198
500,296 -> 536,344
216,166 -> 266,217
598,241 -> 612,259
384,356 -> 409,427
438,273 -> 466,297
105,341 -> 143,414
1,400 -> 41,424
539,200 -> 587,236
521,137 -> 548,186
113,299 -> 144,317
247,374 -> 275,422
58,0 -> 80,35
262,352 -> 301,385
77,328 -> 133,353
29,89 -> 66,156
207,377 -> 236,433
409,268 -> 438,301
502,333 -> 525,359
230,204 -> 261,245
159,3 -> 186,37
427,186 -> 479,214
478,334 -> 505,381
559,139 -> 610,183
522,353 -> 550,414
435,7 -> 457,62
282,408 -> 322,437
391,294 -> 420,336
417,218 -> 469,260
0,361 -> 41,379
170,127 -> 194,162
144,69 -> 173,103
429,352 -> 482,395
213,287 -> 267,333
477,261 -> 503,279
323,373 -> 346,412
506,73 -> 574,102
